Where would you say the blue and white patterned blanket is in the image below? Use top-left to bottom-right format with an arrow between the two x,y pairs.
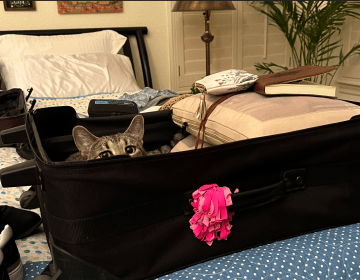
31,87 -> 178,117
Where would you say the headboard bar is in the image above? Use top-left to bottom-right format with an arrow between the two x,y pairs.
136,30 -> 152,89
0,27 -> 152,88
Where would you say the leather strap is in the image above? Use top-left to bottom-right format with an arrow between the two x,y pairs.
195,93 -> 235,149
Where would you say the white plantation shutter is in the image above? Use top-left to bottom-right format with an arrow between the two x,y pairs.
337,18 -> 360,101
170,1 -> 239,92
241,2 -> 289,76
182,12 -> 234,75
169,1 -> 289,93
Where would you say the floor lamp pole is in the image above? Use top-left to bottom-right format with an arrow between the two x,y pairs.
201,10 -> 214,76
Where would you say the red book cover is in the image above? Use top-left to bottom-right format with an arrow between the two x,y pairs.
253,66 -> 337,94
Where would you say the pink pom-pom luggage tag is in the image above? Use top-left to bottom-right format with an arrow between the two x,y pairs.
189,184 -> 239,246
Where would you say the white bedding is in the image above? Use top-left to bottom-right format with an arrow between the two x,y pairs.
0,30 -> 127,58
0,53 -> 140,98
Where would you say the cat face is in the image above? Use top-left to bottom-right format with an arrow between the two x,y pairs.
72,115 -> 147,160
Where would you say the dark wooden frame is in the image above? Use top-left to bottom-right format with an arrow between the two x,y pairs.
3,1 -> 36,11
0,27 -> 152,88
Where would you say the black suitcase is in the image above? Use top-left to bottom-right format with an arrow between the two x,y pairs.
2,105 -> 360,280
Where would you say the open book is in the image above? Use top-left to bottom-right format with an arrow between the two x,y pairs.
265,80 -> 336,97
253,66 -> 337,98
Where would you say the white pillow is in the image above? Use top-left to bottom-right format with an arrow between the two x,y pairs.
0,30 -> 126,57
172,92 -> 360,145
0,53 -> 141,98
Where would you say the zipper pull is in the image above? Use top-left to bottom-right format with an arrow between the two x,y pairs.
182,122 -> 188,136
26,87 -> 33,102
29,99 -> 37,112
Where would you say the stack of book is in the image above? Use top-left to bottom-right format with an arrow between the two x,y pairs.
253,66 -> 337,98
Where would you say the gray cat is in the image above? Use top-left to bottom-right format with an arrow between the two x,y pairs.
66,115 -> 183,161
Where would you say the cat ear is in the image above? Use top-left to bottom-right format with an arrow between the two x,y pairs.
125,115 -> 144,139
72,126 -> 98,155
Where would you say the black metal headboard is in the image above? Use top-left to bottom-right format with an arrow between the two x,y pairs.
0,27 -> 152,88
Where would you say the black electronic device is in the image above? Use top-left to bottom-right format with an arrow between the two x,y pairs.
88,99 -> 139,117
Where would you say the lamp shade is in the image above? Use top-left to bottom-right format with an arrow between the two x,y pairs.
172,1 -> 236,12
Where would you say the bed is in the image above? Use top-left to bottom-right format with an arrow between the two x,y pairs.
0,27 -> 359,280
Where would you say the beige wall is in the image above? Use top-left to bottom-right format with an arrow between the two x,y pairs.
0,1 -> 171,90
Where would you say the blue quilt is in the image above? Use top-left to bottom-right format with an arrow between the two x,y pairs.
24,223 -> 360,279
158,223 -> 360,280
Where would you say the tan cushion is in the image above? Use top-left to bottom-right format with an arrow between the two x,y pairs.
171,135 -> 212,153
172,92 -> 360,145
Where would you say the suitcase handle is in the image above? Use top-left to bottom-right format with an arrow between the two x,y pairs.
0,159 -> 41,188
229,169 -> 306,212
184,169 -> 306,215
227,180 -> 286,212
232,169 -> 306,213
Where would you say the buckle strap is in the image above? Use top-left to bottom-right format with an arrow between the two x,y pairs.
195,93 -> 236,149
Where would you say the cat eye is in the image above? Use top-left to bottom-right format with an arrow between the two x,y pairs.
125,146 -> 136,154
100,151 -> 112,158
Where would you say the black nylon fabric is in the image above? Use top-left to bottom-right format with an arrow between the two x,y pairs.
38,114 -> 360,220
0,89 -> 21,116
0,89 -> 26,117
23,107 -> 360,279
32,107 -> 179,161
53,181 -> 360,280
45,159 -> 360,245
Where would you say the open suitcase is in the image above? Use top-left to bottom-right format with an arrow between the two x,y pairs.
2,104 -> 360,279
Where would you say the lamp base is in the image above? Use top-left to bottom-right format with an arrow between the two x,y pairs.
201,10 -> 214,76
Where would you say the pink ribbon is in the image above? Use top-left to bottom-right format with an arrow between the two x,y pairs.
189,184 -> 237,246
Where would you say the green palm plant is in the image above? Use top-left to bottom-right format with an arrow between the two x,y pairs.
250,1 -> 360,84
